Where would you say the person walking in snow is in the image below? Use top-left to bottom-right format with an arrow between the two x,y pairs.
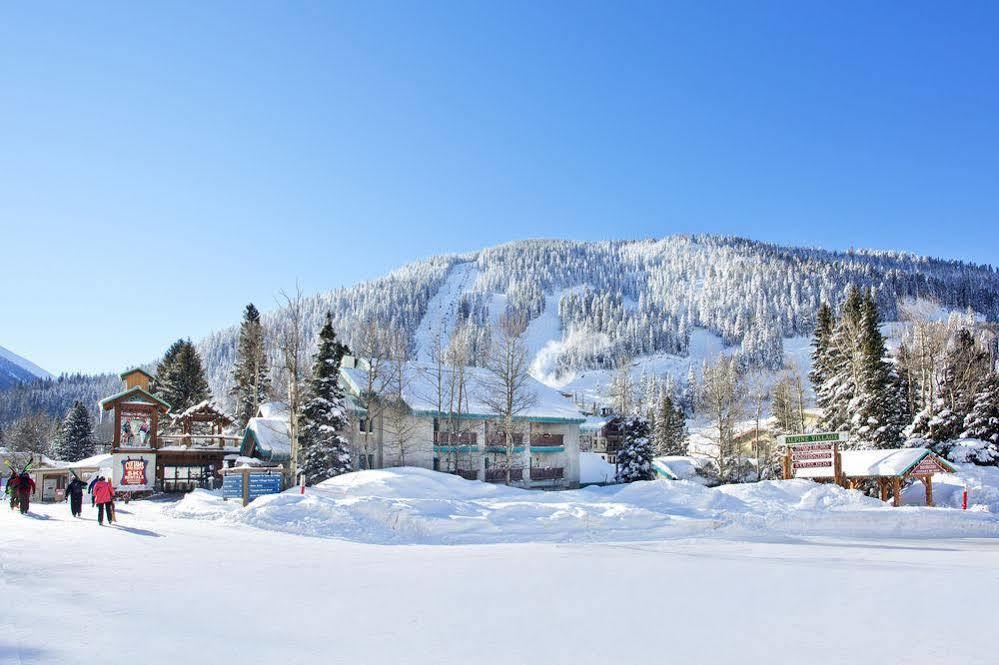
88,474 -> 100,508
92,477 -> 115,525
15,472 -> 35,515
5,469 -> 18,511
66,475 -> 86,518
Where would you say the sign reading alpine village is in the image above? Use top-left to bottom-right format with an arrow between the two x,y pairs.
778,432 -> 848,472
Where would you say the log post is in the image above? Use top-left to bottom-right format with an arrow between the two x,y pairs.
923,476 -> 934,507
879,478 -> 888,502
891,477 -> 902,507
833,444 -> 843,486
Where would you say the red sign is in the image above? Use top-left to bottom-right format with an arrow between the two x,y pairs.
792,443 -> 835,453
792,460 -> 835,469
791,451 -> 834,461
121,458 -> 148,486
910,456 -> 947,477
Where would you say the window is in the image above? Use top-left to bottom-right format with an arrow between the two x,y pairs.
358,417 -> 373,433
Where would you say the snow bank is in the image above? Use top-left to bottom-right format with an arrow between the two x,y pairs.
169,467 -> 999,545
580,452 -> 616,484
166,489 -> 242,520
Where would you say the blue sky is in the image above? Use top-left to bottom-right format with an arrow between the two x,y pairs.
2,2 -> 997,374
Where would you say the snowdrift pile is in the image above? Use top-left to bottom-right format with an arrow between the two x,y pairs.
169,467 -> 999,545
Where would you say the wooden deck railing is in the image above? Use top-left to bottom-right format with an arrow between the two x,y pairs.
434,431 -> 478,445
485,433 -> 525,445
485,468 -> 524,482
530,467 -> 564,481
157,434 -> 242,450
530,433 -> 564,446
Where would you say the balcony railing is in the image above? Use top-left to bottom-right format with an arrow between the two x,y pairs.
530,467 -> 564,481
157,434 -> 243,450
530,433 -> 564,446
434,431 -> 478,445
485,432 -> 525,445
485,468 -> 524,483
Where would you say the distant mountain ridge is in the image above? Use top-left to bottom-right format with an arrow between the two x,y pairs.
0,345 -> 52,390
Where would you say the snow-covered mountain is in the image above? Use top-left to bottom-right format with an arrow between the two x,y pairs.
0,345 -> 53,390
197,235 -> 999,410
4,235 -> 999,425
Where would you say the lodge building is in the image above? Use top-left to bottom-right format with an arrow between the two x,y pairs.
100,369 -> 239,493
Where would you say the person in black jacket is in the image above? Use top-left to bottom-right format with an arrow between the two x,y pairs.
88,474 -> 100,507
66,476 -> 86,517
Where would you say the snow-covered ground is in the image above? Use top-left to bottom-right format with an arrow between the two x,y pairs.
4,474 -> 999,665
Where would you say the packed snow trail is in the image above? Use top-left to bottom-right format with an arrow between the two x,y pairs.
4,499 -> 999,665
414,261 -> 479,361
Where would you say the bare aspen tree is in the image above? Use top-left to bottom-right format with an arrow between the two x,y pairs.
698,355 -> 747,482
444,325 -> 473,474
746,370 -> 770,482
275,285 -> 309,483
353,319 -> 396,469
480,313 -> 537,483
608,362 -> 634,416
383,329 -> 418,466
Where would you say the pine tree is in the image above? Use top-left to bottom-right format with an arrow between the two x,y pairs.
615,416 -> 654,482
851,290 -> 904,449
652,393 -> 688,456
809,302 -> 834,396
298,312 -> 353,485
962,372 -> 999,450
152,339 -> 211,414
231,304 -> 271,429
819,287 -> 863,432
56,401 -> 95,462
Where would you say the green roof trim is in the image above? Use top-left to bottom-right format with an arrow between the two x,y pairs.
119,367 -> 155,381
653,461 -> 679,480
433,445 -> 479,453
99,386 -> 171,412
530,445 -> 565,453
240,429 -> 291,463
485,445 -> 525,454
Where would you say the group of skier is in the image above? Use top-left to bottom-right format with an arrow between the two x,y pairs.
5,463 -> 118,525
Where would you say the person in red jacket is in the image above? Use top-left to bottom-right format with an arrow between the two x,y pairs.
92,477 -> 115,525
14,472 -> 35,515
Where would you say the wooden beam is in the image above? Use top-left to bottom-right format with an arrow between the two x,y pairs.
891,477 -> 902,507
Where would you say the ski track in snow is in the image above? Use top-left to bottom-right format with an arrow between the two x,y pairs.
414,262 -> 479,362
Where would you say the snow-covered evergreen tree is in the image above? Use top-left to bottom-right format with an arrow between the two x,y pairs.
55,401 -> 95,462
962,372 -> 999,455
615,416 -> 654,482
850,290 -> 904,449
152,339 -> 211,414
231,304 -> 271,429
652,393 -> 688,456
298,312 -> 352,485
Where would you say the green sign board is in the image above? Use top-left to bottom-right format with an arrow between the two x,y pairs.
779,431 -> 848,446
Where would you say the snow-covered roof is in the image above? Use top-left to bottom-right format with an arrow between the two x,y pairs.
340,362 -> 586,423
795,448 -> 956,479
257,401 -> 289,419
98,386 -> 171,412
580,416 -> 613,432
653,456 -> 709,482
241,417 -> 291,462
173,399 -> 234,425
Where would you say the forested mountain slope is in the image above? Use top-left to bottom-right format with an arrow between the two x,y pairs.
4,235 -> 998,423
